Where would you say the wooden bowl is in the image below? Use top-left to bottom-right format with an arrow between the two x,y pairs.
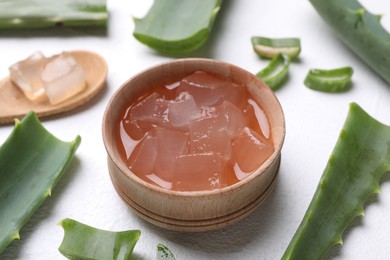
102,58 -> 285,232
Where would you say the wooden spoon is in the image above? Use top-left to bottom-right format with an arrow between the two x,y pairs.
0,50 -> 107,125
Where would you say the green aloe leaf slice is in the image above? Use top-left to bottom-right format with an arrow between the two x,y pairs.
256,54 -> 290,91
59,218 -> 141,260
304,67 -> 353,92
133,0 -> 222,53
157,244 -> 176,260
0,112 -> 81,253
282,103 -> 390,259
0,0 -> 107,29
251,37 -> 301,59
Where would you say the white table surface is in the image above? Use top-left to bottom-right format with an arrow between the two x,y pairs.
1,1 -> 390,259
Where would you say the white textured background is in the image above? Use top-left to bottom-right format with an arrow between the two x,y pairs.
1,0 -> 390,259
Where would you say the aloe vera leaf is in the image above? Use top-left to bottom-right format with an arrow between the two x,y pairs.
256,54 -> 290,91
304,67 -> 354,92
309,0 -> 390,85
251,37 -> 301,59
282,103 -> 390,259
0,112 -> 80,253
0,0 -> 107,29
133,0 -> 222,53
157,244 -> 176,260
59,218 -> 141,260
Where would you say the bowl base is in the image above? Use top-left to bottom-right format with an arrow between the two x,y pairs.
109,154 -> 281,232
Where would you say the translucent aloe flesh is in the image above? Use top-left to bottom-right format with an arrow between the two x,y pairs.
304,67 -> 354,92
251,37 -> 301,59
133,0 -> 222,53
0,0 -> 107,29
0,112 -> 80,253
309,0 -> 390,85
282,103 -> 390,259
59,218 -> 140,260
157,244 -> 176,260
256,54 -> 290,91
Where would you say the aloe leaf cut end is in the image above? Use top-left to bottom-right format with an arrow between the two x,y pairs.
133,0 -> 222,53
133,28 -> 210,54
256,54 -> 291,91
59,218 -> 141,260
282,103 -> 390,259
251,36 -> 301,60
304,66 -> 354,92
0,112 -> 80,253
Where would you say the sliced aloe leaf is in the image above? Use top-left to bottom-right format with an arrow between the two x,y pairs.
0,112 -> 80,253
282,103 -> 390,259
157,244 -> 176,260
256,54 -> 290,91
59,218 -> 141,260
304,67 -> 353,92
133,0 -> 222,53
251,37 -> 301,59
309,0 -> 390,85
0,0 -> 107,29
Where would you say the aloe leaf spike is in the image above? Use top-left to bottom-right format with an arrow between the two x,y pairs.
309,0 -> 390,85
282,103 -> 390,259
0,112 -> 80,253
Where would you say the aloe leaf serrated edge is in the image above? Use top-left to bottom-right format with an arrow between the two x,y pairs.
309,0 -> 390,85
282,103 -> 390,259
0,112 -> 80,253
59,218 -> 141,260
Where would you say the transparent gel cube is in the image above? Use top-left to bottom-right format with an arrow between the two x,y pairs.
9,51 -> 46,102
41,52 -> 86,105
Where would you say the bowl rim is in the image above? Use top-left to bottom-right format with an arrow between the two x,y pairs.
102,57 -> 286,197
